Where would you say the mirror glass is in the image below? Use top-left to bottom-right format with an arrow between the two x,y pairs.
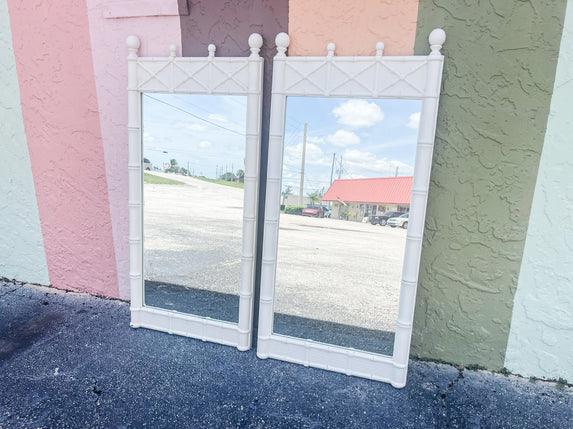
142,93 -> 247,324
273,96 -> 421,356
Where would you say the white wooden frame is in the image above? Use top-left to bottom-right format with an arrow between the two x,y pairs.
258,30 -> 446,387
127,34 -> 264,351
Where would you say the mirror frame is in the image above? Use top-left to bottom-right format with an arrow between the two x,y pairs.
127,34 -> 263,351
257,30 -> 446,387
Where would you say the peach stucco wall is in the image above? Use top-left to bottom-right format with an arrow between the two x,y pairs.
86,0 -> 182,299
7,0 -> 118,297
288,0 -> 419,56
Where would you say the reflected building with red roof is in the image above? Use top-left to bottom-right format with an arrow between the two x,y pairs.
322,176 -> 412,221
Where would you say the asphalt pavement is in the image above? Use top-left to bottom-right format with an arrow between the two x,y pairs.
1,280 -> 572,428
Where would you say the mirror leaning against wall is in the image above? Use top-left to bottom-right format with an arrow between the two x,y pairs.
272,96 -> 422,358
142,93 -> 247,323
258,30 -> 446,387
127,34 -> 263,351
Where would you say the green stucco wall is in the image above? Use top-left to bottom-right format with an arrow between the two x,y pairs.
411,0 -> 568,369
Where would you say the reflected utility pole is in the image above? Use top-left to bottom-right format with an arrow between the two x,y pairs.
330,153 -> 336,185
338,155 -> 343,180
329,153 -> 336,209
299,123 -> 307,206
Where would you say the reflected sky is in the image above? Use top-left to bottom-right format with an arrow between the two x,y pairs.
142,94 -> 420,191
282,97 -> 421,194
142,94 -> 247,178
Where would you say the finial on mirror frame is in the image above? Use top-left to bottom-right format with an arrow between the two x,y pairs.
376,42 -> 384,58
275,32 -> 290,57
208,43 -> 216,58
326,43 -> 335,58
169,44 -> 177,58
429,28 -> 446,56
126,35 -> 140,56
248,33 -> 263,57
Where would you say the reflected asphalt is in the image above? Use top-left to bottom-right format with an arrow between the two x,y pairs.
144,172 -> 405,354
1,281 -> 571,428
145,279 -> 395,355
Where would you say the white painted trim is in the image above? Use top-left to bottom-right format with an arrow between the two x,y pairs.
103,1 -> 185,19
257,30 -> 446,387
127,34 -> 264,351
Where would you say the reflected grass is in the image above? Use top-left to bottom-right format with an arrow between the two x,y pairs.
144,173 -> 185,185
193,176 -> 244,189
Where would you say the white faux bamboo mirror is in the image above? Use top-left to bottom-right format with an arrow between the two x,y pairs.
127,34 -> 263,351
258,30 -> 446,387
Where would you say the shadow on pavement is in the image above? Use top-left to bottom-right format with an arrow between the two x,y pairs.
145,280 -> 240,322
145,280 -> 394,355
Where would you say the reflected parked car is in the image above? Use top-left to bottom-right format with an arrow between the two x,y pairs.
387,213 -> 409,229
370,211 -> 405,226
302,205 -> 325,218
143,158 -> 152,171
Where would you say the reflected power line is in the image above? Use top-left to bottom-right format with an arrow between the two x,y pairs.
144,94 -> 245,136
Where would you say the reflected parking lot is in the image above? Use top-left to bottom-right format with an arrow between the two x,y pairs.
144,172 -> 406,353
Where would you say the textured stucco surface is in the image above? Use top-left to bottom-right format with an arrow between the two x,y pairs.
288,0 -> 419,56
505,3 -> 573,381
180,0 -> 289,334
86,0 -> 182,299
181,0 -> 288,59
0,1 -> 49,285
411,0 -> 568,369
7,0 -> 118,297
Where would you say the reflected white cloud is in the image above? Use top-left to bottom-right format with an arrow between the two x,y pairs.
407,112 -> 420,129
342,149 -> 376,163
343,148 -> 413,177
332,99 -> 384,128
208,113 -> 228,123
326,129 -> 360,147
174,122 -> 207,131
284,142 -> 328,166
307,136 -> 325,144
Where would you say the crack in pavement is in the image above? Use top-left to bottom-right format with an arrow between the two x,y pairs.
91,378 -> 102,428
0,283 -> 24,298
440,366 -> 465,428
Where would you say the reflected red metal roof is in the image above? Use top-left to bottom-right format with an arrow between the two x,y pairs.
322,176 -> 412,204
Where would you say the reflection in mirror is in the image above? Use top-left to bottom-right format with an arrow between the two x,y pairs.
142,93 -> 247,323
273,96 -> 421,356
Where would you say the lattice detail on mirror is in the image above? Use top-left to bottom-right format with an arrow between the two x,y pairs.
282,57 -> 429,98
136,58 -> 251,94
131,42 -> 259,95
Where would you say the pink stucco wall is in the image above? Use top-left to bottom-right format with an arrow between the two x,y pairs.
86,0 -> 182,299
5,0 -> 418,299
288,0 -> 419,56
7,0 -> 118,297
